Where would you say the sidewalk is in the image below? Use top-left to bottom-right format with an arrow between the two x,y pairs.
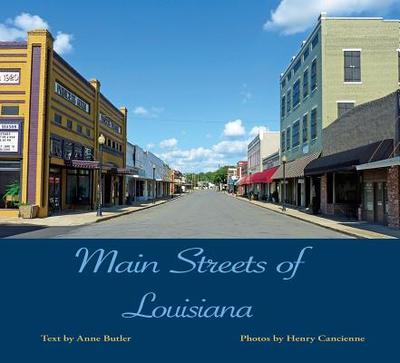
0,195 -> 182,227
233,195 -> 400,239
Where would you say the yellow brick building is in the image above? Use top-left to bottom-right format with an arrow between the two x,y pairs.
0,29 -> 127,217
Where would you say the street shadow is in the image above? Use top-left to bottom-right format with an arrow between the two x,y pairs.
0,224 -> 47,238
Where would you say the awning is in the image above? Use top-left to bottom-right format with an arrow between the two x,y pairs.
356,156 -> 400,171
237,175 -> 250,185
250,166 -> 279,184
272,152 -> 320,180
65,160 -> 99,169
305,139 -> 393,176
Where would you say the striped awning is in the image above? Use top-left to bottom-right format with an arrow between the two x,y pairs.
272,152 -> 320,180
65,159 -> 99,169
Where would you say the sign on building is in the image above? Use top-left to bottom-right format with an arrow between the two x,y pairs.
54,81 -> 90,113
0,70 -> 20,84
0,121 -> 21,154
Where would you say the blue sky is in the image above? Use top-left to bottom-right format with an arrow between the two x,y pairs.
2,0 -> 400,171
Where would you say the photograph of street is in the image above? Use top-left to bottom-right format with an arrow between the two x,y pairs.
1,1 -> 400,239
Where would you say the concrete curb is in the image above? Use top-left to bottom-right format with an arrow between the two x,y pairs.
94,194 -> 184,224
233,195 -> 393,239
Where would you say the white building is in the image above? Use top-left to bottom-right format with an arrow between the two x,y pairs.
247,130 -> 280,174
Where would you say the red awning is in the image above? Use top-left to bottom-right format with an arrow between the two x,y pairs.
237,175 -> 250,185
249,166 -> 279,184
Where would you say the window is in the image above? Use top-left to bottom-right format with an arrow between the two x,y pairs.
344,51 -> 361,82
311,108 -> 317,139
292,80 -> 300,108
302,114 -> 308,143
54,113 -> 62,125
67,120 -> 73,129
311,33 -> 319,49
86,128 -> 91,137
73,144 -> 83,159
281,131 -> 286,152
287,70 -> 292,82
311,59 -> 317,91
50,137 -> 63,157
112,141 -> 116,149
337,102 -> 354,118
77,124 -> 82,134
286,90 -> 291,113
281,95 -> 286,118
281,78 -> 286,89
294,59 -> 301,74
292,120 -> 300,147
303,69 -> 309,99
84,147 -> 94,161
119,144 -> 122,152
64,141 -> 73,160
303,46 -> 310,61
1,105 -> 19,115
286,127 -> 291,150
0,161 -> 21,209
107,139 -> 111,147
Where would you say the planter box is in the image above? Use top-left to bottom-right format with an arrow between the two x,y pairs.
19,205 -> 39,219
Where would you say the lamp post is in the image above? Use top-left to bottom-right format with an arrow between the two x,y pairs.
97,134 -> 105,216
152,164 -> 156,204
282,155 -> 287,212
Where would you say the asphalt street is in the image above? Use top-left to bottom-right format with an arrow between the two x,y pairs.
3,190 -> 350,238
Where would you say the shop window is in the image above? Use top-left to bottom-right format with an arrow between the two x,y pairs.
54,113 -> 62,125
66,169 -> 91,205
1,105 -> 19,115
0,161 -> 21,209
335,173 -> 358,203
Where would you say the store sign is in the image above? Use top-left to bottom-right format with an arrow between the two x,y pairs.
55,81 -> 90,113
0,121 -> 20,154
99,113 -> 122,134
0,70 -> 20,84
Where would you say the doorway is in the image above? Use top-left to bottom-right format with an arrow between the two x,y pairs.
49,168 -> 61,215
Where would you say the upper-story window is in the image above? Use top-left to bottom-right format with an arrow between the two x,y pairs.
292,120 -> 300,147
281,95 -> 286,118
311,33 -> 319,49
344,50 -> 361,82
67,120 -> 73,129
303,46 -> 310,61
54,113 -> 62,125
286,127 -> 291,150
302,114 -> 308,143
281,78 -> 286,90
287,70 -> 292,82
337,102 -> 355,118
303,69 -> 309,99
281,131 -> 286,152
1,105 -> 19,115
311,108 -> 317,140
76,124 -> 82,134
286,90 -> 291,113
292,80 -> 300,108
311,59 -> 317,91
294,59 -> 301,74
86,128 -> 91,137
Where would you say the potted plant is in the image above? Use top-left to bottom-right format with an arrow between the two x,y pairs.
2,182 -> 20,208
19,203 -> 39,219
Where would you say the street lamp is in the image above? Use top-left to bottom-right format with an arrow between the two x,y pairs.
97,134 -> 105,216
152,164 -> 156,204
282,155 -> 287,212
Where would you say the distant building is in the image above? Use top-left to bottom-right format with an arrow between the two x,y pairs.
236,161 -> 248,178
247,130 -> 280,174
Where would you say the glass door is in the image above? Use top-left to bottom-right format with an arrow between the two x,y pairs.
49,168 -> 61,214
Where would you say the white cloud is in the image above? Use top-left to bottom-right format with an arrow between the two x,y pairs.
212,140 -> 248,155
0,13 -> 73,54
249,126 -> 268,137
133,106 -> 149,116
54,32 -> 73,54
159,138 -> 178,149
264,0 -> 397,35
223,119 -> 246,137
133,105 -> 163,118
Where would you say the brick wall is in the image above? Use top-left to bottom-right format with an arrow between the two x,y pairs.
387,166 -> 400,228
323,92 -> 397,156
